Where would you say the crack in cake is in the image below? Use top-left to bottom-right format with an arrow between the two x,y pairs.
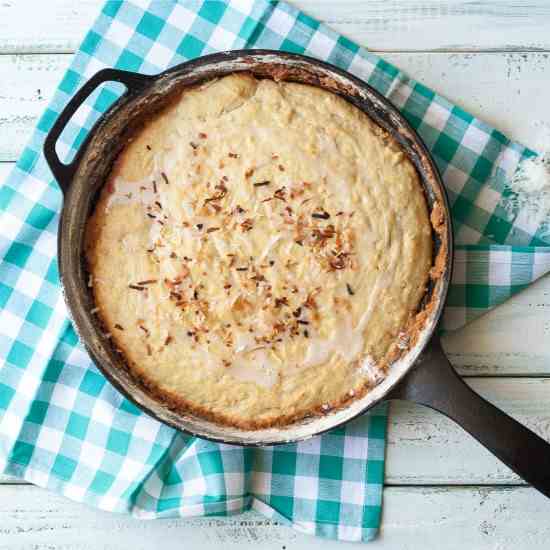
84,73 -> 433,428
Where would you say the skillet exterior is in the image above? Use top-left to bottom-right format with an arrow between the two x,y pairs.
47,50 -> 453,445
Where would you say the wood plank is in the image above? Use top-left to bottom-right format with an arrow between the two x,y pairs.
1,484 -> 550,549
0,53 -> 71,162
382,51 -> 550,149
299,0 -> 550,52
2,1 -> 550,54
444,273 -> 550,376
2,51 -> 550,163
386,378 -> 550,484
0,0 -> 98,54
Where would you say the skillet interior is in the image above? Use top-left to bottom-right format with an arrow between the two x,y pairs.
57,50 -> 452,445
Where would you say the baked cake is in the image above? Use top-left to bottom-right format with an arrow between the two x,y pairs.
85,73 -> 433,428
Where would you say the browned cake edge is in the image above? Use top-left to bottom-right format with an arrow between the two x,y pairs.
84,74 -> 448,431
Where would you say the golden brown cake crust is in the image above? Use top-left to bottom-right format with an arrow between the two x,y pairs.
85,73 -> 434,429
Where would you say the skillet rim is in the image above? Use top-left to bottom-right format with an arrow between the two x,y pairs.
54,49 -> 453,446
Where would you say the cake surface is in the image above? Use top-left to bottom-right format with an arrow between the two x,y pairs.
85,73 -> 433,428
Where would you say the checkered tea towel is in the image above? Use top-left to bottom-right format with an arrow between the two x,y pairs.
1,0 -> 550,543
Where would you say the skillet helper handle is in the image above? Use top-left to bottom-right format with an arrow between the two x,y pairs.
391,336 -> 550,498
43,68 -> 151,195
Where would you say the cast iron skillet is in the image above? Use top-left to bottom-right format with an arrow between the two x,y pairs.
43,50 -> 550,496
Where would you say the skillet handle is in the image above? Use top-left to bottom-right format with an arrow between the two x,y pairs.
43,68 -> 151,195
389,336 -> 550,498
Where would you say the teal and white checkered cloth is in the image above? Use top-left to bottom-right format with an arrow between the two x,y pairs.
1,1 -> 550,543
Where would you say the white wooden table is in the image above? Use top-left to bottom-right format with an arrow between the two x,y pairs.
2,2 -> 550,548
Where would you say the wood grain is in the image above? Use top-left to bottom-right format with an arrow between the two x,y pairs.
442,273 -> 550,376
2,51 -> 550,162
0,0 -> 97,54
300,0 -> 550,52
1,485 -> 550,549
0,53 -> 70,162
387,378 -> 550,484
1,1 -> 550,53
